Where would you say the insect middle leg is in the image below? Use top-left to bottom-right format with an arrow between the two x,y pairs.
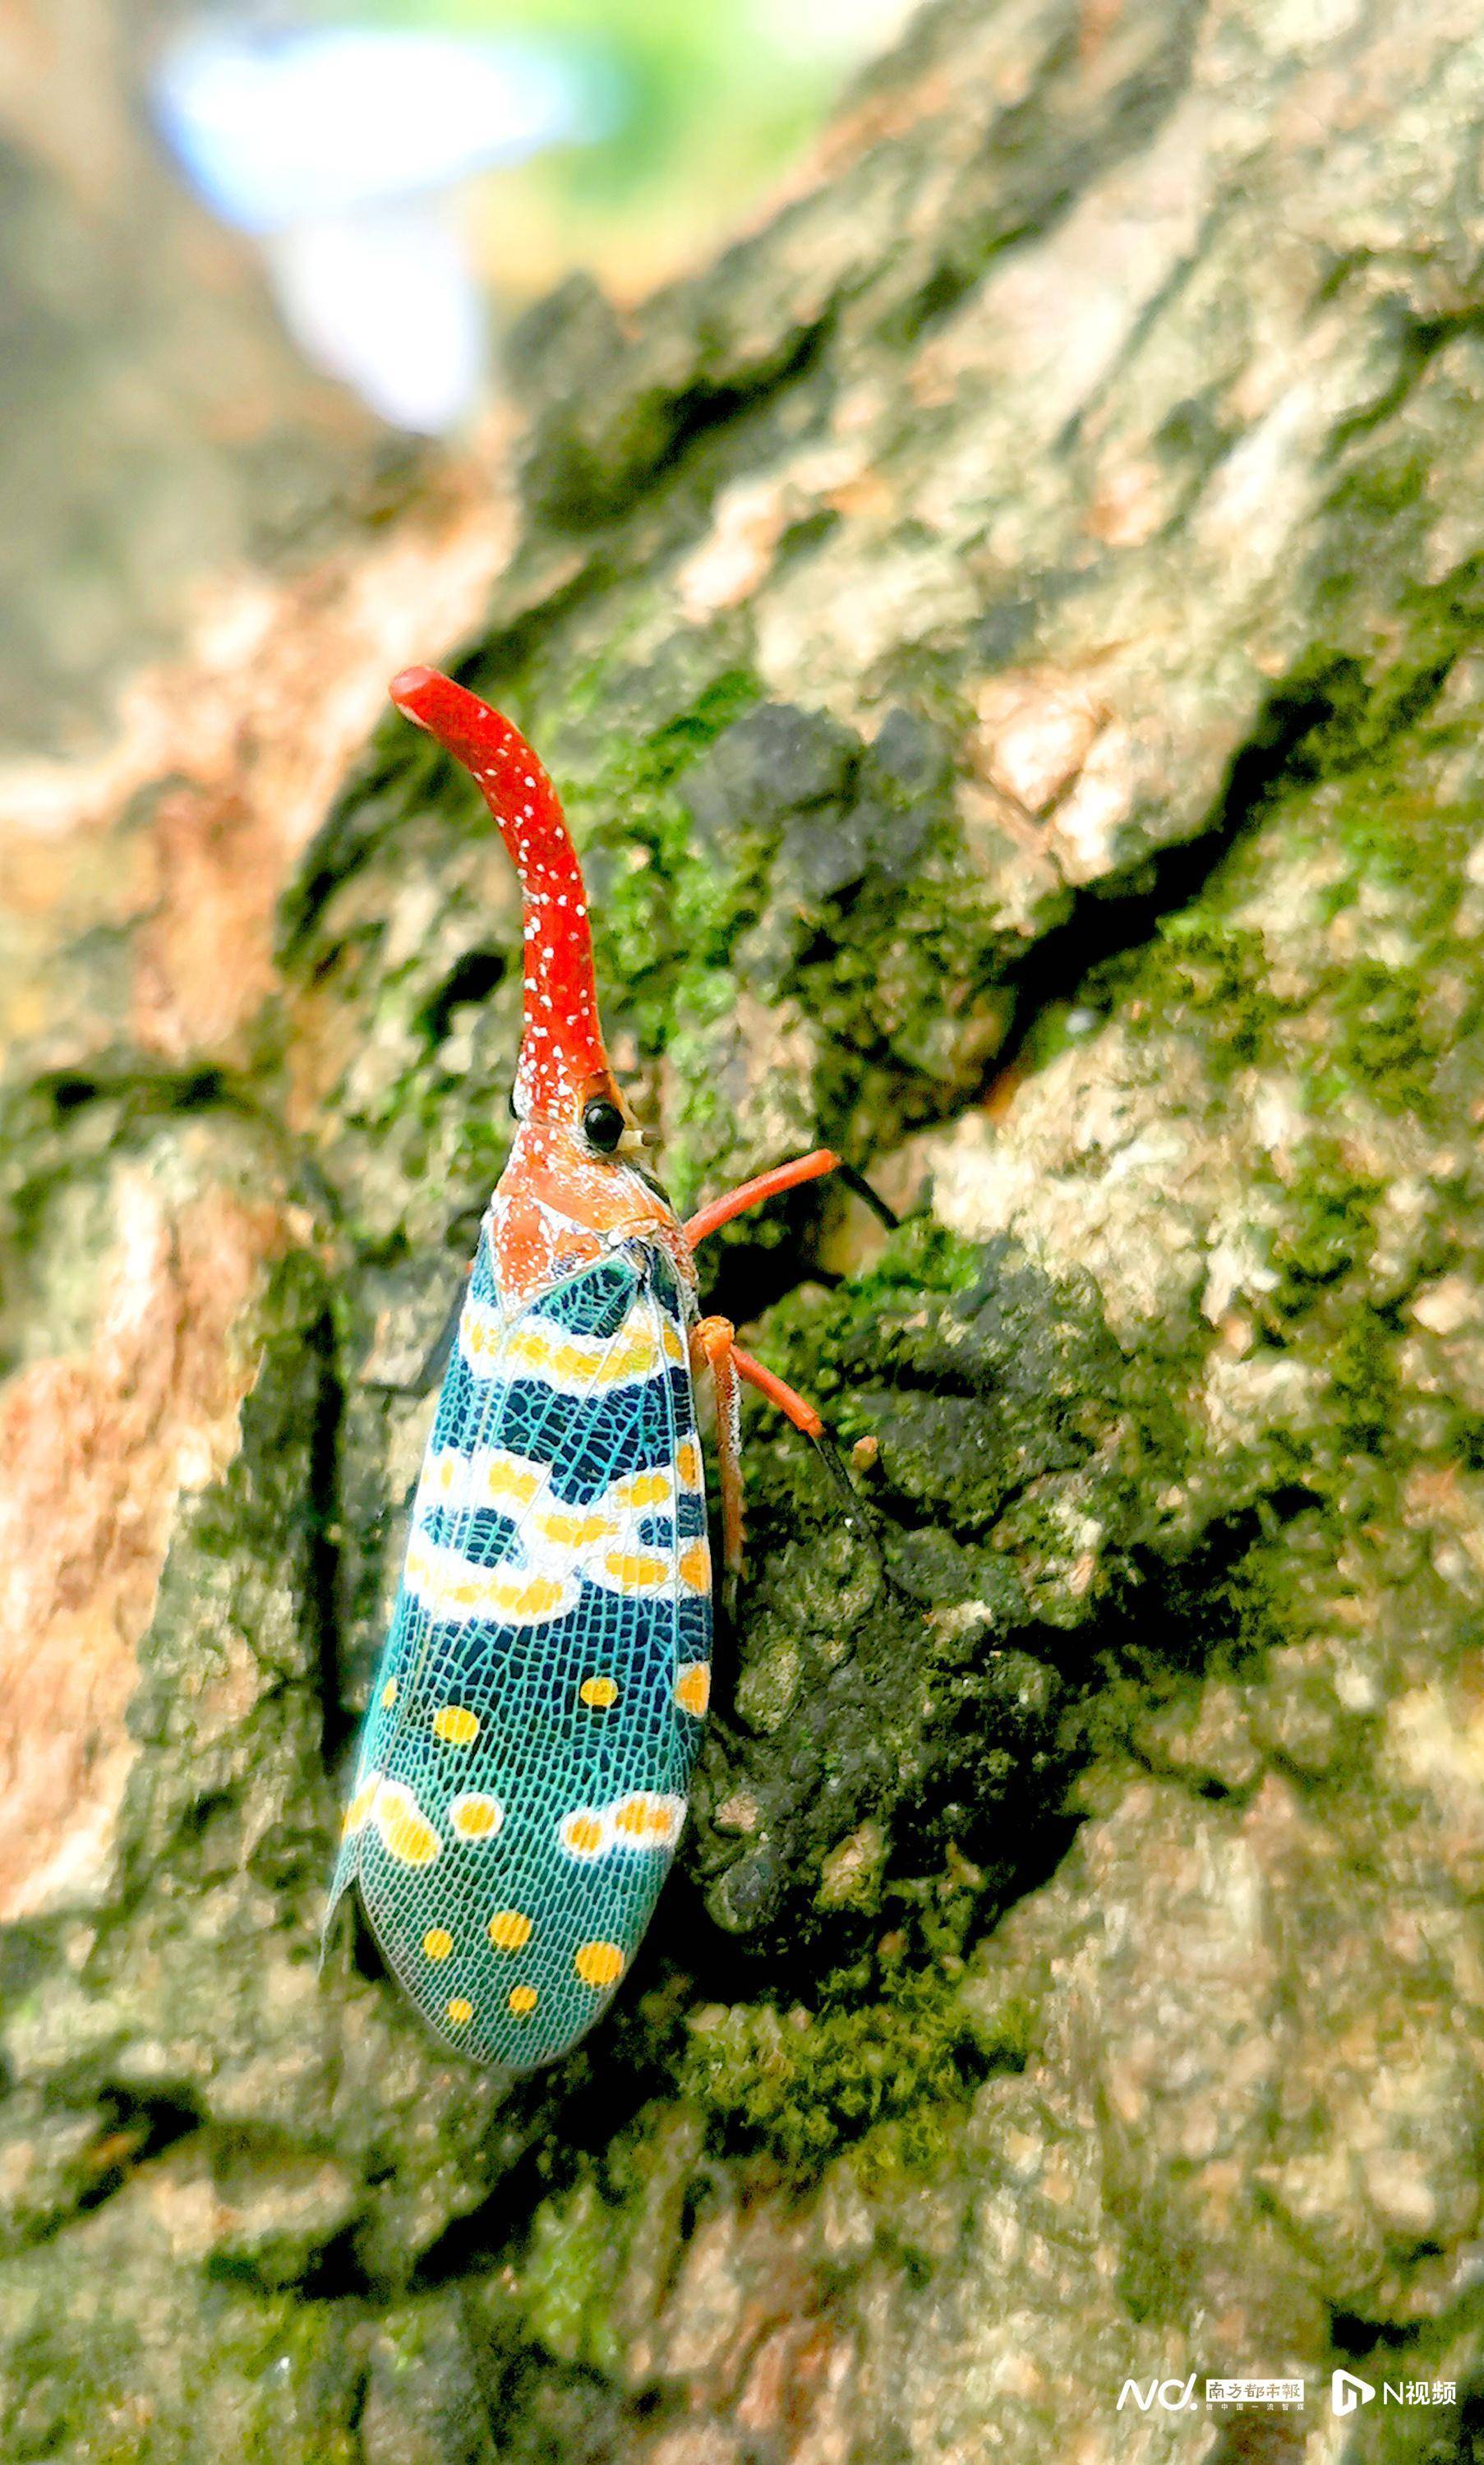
730,1343 -> 877,1556
693,1316 -> 880,1608
684,1148 -> 895,1587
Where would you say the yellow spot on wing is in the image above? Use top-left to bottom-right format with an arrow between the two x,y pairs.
675,1663 -> 710,1716
373,1780 -> 440,1868
487,1909 -> 532,1951
542,1506 -> 613,1546
612,1791 -> 684,1848
422,1928 -> 454,1961
679,1541 -> 710,1592
508,1984 -> 538,2016
433,1705 -> 480,1746
498,1573 -> 567,1618
579,1675 -> 619,1708
574,1941 -> 625,1988
560,1811 -> 606,1859
601,1548 -> 670,1591
676,1437 -> 703,1490
380,1677 -> 398,1709
343,1776 -> 378,1836
477,1451 -> 542,1509
406,1537 -> 574,1624
611,1467 -> 670,1510
505,1320 -> 666,1388
449,1793 -> 502,1841
445,1997 -> 475,2026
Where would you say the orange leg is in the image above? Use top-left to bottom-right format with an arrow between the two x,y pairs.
701,1338 -> 879,1593
684,1149 -> 899,1247
684,1159 -> 894,1598
732,1345 -> 879,1565
684,1149 -> 840,1246
693,1315 -> 744,1601
728,1344 -> 823,1439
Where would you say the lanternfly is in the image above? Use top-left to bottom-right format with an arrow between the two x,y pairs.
326,666 -> 880,2067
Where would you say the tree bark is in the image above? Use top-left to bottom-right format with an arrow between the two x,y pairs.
3,0 -> 1484,2454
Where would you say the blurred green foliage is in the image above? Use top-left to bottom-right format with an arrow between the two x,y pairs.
374,0 -> 906,297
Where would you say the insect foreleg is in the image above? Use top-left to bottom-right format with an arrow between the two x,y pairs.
684,1150 -> 898,1246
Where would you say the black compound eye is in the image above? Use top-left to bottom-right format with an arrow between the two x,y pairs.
582,1097 -> 625,1154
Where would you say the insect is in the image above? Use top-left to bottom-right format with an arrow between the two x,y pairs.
326,665 -> 879,2068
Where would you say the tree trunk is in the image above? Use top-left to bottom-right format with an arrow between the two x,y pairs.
4,0 -> 1484,2454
